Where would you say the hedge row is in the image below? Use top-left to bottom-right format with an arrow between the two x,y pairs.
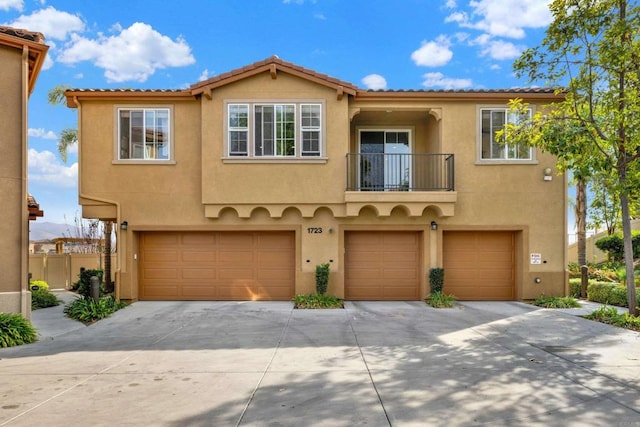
570,278 -> 640,307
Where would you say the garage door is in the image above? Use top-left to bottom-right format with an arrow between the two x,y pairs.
345,231 -> 421,300
139,231 -> 295,300
443,231 -> 515,300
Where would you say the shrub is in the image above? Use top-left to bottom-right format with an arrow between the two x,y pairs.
29,280 -> 49,291
64,295 -> 127,324
73,269 -> 104,298
31,288 -> 61,310
293,293 -> 343,309
587,282 -> 640,307
584,306 -> 640,331
568,278 -> 582,298
0,312 -> 37,348
427,291 -> 455,308
429,268 -> 445,293
533,295 -> 581,308
315,263 -> 330,295
595,232 -> 640,261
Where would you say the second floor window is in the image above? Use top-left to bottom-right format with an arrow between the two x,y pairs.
118,108 -> 170,160
480,108 -> 532,161
227,102 -> 322,158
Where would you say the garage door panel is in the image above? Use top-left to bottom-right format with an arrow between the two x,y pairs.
140,231 -> 294,301
443,231 -> 515,301
345,231 -> 421,300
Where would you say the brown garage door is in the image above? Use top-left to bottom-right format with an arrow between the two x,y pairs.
443,231 -> 515,300
139,231 -> 295,301
345,231 -> 421,300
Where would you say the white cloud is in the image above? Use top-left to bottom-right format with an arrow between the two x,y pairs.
28,149 -> 78,188
314,12 -> 326,20
361,74 -> 387,90
445,0 -> 457,8
480,39 -> 522,60
198,69 -> 210,82
411,35 -> 453,67
421,72 -> 472,89
29,128 -> 57,139
58,22 -> 195,83
8,6 -> 84,41
0,0 -> 22,11
453,0 -> 552,39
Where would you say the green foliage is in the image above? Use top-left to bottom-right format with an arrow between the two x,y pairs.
594,232 -> 640,261
569,278 -> 582,298
29,280 -> 49,291
427,291 -> 456,308
63,295 -> 127,324
584,306 -> 640,331
567,261 -> 621,282
533,295 -> 581,309
31,288 -> 61,310
315,263 -> 330,295
429,268 -> 445,294
0,312 -> 37,348
73,269 -> 104,298
293,293 -> 344,309
587,282 -> 640,308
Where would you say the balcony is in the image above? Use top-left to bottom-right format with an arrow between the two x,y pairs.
345,153 -> 457,217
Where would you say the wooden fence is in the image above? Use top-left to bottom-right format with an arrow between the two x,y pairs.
29,253 -> 116,289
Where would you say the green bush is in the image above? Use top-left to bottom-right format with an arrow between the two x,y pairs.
31,288 -> 61,310
29,280 -> 49,291
427,291 -> 456,308
64,295 -> 127,324
0,312 -> 37,348
429,268 -> 445,294
73,269 -> 104,298
587,282 -> 640,307
533,295 -> 581,308
315,263 -> 330,295
595,232 -> 640,261
293,293 -> 343,309
584,306 -> 640,331
569,278 -> 581,298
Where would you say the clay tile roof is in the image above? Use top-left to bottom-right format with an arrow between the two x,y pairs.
0,26 -> 45,43
27,193 -> 44,221
190,55 -> 360,95
0,25 -> 48,95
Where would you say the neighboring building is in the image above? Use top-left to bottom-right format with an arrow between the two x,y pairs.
65,56 -> 566,302
0,26 -> 48,316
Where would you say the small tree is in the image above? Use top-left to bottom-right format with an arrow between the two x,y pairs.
315,263 -> 330,295
429,268 -> 445,294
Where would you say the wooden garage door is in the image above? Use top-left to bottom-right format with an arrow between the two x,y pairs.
443,231 -> 515,300
139,231 -> 295,301
345,231 -> 421,300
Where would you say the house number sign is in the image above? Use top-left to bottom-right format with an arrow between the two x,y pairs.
307,227 -> 323,234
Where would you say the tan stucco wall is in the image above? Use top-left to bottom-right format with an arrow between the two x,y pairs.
75,70 -> 566,302
0,44 -> 29,315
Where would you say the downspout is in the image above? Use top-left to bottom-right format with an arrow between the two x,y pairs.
20,46 -> 30,317
73,97 -> 124,300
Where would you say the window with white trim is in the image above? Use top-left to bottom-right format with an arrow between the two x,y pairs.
227,102 -> 322,158
118,108 -> 170,160
480,108 -> 532,161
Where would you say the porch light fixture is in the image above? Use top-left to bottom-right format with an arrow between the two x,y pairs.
120,221 -> 128,230
430,221 -> 438,231
543,167 -> 553,181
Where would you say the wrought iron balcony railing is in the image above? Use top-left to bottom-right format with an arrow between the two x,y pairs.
346,153 -> 455,192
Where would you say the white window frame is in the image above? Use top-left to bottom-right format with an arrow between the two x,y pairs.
224,100 -> 325,162
476,105 -> 536,164
114,105 -> 175,164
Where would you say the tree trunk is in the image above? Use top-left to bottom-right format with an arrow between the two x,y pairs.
104,221 -> 113,294
576,177 -> 588,298
620,192 -> 637,315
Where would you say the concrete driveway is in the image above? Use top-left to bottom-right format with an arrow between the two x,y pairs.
1,297 -> 639,427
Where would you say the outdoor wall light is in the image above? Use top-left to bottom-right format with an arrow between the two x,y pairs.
120,221 -> 128,230
543,167 -> 553,181
430,221 -> 438,231
534,277 -> 542,284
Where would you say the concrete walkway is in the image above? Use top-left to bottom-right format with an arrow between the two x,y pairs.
1,297 -> 639,426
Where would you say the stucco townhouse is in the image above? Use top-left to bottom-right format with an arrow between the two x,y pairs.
64,56 -> 566,302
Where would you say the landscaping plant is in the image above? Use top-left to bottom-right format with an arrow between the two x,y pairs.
0,312 -> 37,348
73,268 -> 104,298
315,263 -> 330,295
31,288 -> 61,310
533,295 -> 581,309
429,268 -> 445,294
64,295 -> 127,324
293,293 -> 344,309
584,306 -> 640,332
427,291 -> 455,308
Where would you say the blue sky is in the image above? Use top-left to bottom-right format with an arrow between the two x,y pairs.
1,0 -> 553,225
